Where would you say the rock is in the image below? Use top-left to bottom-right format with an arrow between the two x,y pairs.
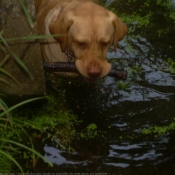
0,0 -> 46,98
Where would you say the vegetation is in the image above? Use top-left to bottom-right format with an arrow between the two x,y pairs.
108,0 -> 175,61
0,1 -> 50,172
108,0 -> 175,30
0,0 -> 79,172
142,120 -> 175,137
0,97 -> 53,172
0,1 -> 106,171
1,0 -> 175,173
0,89 -> 109,172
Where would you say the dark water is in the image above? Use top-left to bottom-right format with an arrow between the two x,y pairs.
40,0 -> 175,174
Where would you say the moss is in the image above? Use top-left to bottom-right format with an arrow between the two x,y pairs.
142,121 -> 175,137
0,92 -> 80,171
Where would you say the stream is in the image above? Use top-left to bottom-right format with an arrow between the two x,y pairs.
39,0 -> 175,174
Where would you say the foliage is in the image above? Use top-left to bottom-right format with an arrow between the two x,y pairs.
116,81 -> 130,90
0,92 -> 85,172
0,3 -> 51,172
0,31 -> 33,80
108,0 -> 175,59
142,120 -> 175,137
109,0 -> 175,80
7,89 -> 111,170
109,0 -> 175,26
167,58 -> 175,73
14,93 -> 108,148
79,123 -> 102,140
19,0 -> 34,28
13,94 -> 80,152
0,97 -> 53,173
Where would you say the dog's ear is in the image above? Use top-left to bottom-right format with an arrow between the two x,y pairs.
49,10 -> 74,51
108,11 -> 127,52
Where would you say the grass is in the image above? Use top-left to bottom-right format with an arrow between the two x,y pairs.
1,0 -> 175,172
0,1 -> 82,172
0,31 -> 33,80
0,96 -> 53,172
0,1 -> 54,172
19,0 -> 34,28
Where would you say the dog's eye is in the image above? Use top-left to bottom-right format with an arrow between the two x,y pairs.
101,41 -> 109,48
100,42 -> 109,50
76,42 -> 86,49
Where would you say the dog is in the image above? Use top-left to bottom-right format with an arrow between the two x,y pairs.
34,0 -> 127,82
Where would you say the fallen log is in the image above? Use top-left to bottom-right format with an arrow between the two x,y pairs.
43,62 -> 127,80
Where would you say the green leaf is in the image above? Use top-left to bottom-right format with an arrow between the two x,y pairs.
13,118 -> 42,131
0,31 -> 33,79
0,68 -> 20,86
11,51 -> 33,79
0,44 -> 7,53
0,139 -> 53,167
0,98 -> 8,111
0,97 -> 46,118
0,77 -> 11,86
0,149 -> 24,173
0,54 -> 11,67
0,31 -> 10,48
0,34 -> 66,43
18,0 -> 34,28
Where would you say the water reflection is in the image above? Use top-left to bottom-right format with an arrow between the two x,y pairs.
145,71 -> 175,86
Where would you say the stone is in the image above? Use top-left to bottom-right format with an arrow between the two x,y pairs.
0,0 -> 46,98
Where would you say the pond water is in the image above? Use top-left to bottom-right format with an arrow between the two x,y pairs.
38,0 -> 175,174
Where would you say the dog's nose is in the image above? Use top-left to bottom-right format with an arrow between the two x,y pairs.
88,71 -> 101,78
87,62 -> 101,78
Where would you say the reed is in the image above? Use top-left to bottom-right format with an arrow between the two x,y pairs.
0,1 -> 54,173
0,97 -> 53,173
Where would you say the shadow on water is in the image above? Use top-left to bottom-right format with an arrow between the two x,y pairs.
40,0 -> 175,174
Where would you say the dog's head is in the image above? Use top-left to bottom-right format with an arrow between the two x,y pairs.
49,2 -> 127,82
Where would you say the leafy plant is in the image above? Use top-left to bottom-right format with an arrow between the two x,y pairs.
79,123 -> 106,140
167,58 -> 175,73
0,1 -> 80,172
0,97 -> 53,172
142,120 -> 175,137
116,81 -> 130,90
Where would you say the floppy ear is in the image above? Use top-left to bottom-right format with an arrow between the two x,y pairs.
49,10 -> 74,51
108,11 -> 127,52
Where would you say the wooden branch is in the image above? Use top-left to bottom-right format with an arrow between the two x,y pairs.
43,62 -> 127,80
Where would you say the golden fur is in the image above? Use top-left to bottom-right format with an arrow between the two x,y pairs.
35,0 -> 127,81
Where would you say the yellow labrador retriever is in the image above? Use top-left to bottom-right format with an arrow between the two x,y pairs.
35,0 -> 127,82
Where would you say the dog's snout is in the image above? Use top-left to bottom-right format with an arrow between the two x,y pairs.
87,62 -> 101,78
